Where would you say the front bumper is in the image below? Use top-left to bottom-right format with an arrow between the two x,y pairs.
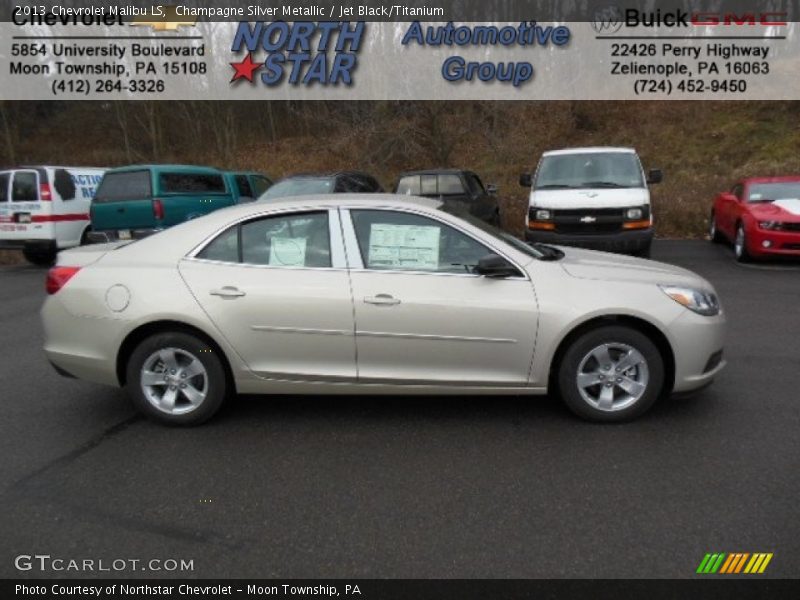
747,226 -> 800,257
525,228 -> 653,254
668,308 -> 727,393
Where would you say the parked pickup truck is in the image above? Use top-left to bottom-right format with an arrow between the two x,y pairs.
88,165 -> 269,243
520,147 -> 662,257
394,169 -> 500,225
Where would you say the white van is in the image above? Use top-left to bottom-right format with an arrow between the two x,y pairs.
0,166 -> 106,265
519,147 -> 662,257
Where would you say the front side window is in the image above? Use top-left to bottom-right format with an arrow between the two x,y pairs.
198,211 -> 331,268
0,173 -> 9,202
12,171 -> 38,202
160,173 -> 226,194
350,210 -> 492,274
95,171 -> 151,203
251,176 -> 272,197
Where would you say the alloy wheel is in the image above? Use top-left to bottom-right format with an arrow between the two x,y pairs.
140,347 -> 208,415
576,343 -> 650,412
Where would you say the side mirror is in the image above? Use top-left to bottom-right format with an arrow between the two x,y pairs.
474,254 -> 520,278
519,173 -> 532,188
647,169 -> 663,184
486,183 -> 498,195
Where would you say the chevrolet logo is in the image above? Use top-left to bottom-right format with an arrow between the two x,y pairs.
130,6 -> 196,31
580,216 -> 597,223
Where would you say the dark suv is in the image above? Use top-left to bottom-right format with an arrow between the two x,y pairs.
259,171 -> 384,201
394,169 -> 500,225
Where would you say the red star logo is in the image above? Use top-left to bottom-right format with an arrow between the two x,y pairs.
230,53 -> 261,83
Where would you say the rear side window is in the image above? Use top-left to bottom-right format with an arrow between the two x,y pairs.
160,173 -> 226,194
95,171 -> 152,203
12,172 -> 38,201
235,175 -> 253,198
0,173 -> 9,202
251,176 -> 272,197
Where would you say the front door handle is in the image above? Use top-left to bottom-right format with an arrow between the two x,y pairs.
364,294 -> 401,306
210,286 -> 246,299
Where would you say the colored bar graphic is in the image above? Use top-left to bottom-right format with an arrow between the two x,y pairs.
698,552 -> 773,574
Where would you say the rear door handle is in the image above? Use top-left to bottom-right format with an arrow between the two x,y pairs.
364,294 -> 401,306
210,287 -> 246,299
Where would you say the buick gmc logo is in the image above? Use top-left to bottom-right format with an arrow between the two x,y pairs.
592,6 -> 787,33
591,6 -> 623,34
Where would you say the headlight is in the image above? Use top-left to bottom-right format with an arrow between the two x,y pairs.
659,285 -> 720,316
759,221 -> 783,230
535,209 -> 552,220
626,207 -> 643,220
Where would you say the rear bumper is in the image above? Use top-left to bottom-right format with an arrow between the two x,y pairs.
0,239 -> 57,253
525,228 -> 653,254
87,228 -> 159,244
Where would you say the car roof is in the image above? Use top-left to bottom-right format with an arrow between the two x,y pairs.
543,147 -> 636,156
277,171 -> 376,180
741,176 -> 800,184
105,164 -> 223,173
399,169 -> 467,176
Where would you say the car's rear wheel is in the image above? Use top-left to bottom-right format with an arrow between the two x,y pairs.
709,212 -> 724,243
557,326 -> 664,422
734,223 -> 751,262
125,332 -> 228,425
22,247 -> 56,267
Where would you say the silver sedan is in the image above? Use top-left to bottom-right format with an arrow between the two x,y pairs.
42,195 -> 726,425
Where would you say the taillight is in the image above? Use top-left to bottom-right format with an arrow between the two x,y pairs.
40,183 -> 53,201
152,198 -> 164,220
46,266 -> 81,295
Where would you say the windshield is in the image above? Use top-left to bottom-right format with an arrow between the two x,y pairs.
259,177 -> 333,201
535,152 -> 644,190
439,204 -> 545,259
747,182 -> 800,203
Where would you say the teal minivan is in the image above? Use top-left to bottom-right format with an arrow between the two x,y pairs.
88,165 -> 270,242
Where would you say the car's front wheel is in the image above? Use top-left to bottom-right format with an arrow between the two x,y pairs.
125,332 -> 228,425
557,325 -> 665,422
709,211 -> 724,243
734,223 -> 751,262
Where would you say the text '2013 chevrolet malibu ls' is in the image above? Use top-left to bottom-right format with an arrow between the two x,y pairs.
41,195 -> 725,425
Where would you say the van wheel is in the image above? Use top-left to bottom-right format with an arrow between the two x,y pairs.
125,332 -> 228,426
22,247 -> 56,267
557,326 -> 664,422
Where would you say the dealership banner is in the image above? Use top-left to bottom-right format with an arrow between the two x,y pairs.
1,0 -> 800,100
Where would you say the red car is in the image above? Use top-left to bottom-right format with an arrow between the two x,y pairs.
710,176 -> 800,261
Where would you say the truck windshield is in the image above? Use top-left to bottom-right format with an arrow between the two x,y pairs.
535,152 -> 644,190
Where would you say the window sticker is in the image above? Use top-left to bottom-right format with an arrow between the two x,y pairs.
367,224 -> 440,270
269,237 -> 307,266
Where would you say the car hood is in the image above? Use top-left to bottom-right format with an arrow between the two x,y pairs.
748,199 -> 800,221
531,187 -> 649,209
557,246 -> 707,288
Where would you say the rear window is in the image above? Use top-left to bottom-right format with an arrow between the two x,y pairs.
95,171 -> 151,203
397,174 -> 465,196
160,172 -> 226,194
12,171 -> 38,202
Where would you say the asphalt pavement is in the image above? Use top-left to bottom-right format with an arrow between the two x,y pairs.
0,240 -> 798,579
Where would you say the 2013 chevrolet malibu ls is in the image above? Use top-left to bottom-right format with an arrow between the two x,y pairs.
41,195 -> 726,425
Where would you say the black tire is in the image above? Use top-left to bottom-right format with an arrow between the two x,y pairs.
125,332 -> 229,425
709,212 -> 724,243
556,325 -> 665,422
22,247 -> 56,267
734,223 -> 751,263
634,243 -> 652,259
